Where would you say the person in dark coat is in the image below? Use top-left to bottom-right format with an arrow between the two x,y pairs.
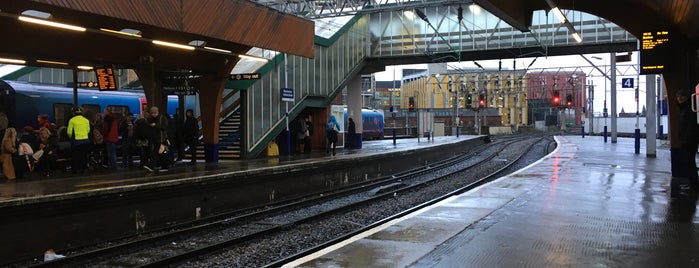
133,114 -> 150,168
119,112 -> 135,167
304,117 -> 313,154
34,127 -> 59,177
347,117 -> 356,149
677,88 -> 699,193
183,109 -> 199,164
145,106 -> 169,171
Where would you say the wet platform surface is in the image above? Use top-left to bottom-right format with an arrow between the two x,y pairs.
287,136 -> 699,267
0,135 -> 477,205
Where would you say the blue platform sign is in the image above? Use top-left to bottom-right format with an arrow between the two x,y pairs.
622,78 -> 634,88
281,87 -> 294,102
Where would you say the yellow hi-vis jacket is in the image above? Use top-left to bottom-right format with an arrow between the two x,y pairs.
67,115 -> 91,141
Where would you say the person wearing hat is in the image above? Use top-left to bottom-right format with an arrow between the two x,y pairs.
676,87 -> 699,194
67,107 -> 91,174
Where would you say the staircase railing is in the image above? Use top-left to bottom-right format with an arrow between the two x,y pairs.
218,15 -> 368,158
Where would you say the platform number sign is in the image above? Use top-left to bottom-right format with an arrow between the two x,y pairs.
621,78 -> 634,88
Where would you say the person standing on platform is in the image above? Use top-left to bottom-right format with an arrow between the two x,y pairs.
677,88 -> 699,194
134,114 -> 150,169
304,117 -> 313,154
0,109 -> 8,137
119,112 -> 135,167
183,109 -> 199,165
347,117 -> 356,149
102,108 -> 119,169
295,117 -> 307,153
326,115 -> 340,155
0,127 -> 17,180
67,107 -> 90,174
145,106 -> 169,171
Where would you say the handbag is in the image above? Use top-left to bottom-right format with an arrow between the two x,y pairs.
17,142 -> 33,156
158,144 -> 167,154
32,149 -> 44,161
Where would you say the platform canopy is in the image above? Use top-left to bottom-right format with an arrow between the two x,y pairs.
0,0 -> 315,74
472,0 -> 699,50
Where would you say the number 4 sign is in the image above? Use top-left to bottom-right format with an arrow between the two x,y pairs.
621,78 -> 634,88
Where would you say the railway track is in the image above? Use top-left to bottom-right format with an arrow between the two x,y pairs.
27,134 -> 553,267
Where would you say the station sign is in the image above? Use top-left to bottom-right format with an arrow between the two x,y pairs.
281,87 -> 294,102
621,78 -> 634,88
640,30 -> 670,74
94,65 -> 118,91
230,73 -> 261,80
162,76 -> 198,95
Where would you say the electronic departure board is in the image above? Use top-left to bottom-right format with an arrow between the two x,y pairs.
640,31 -> 669,74
95,65 -> 118,90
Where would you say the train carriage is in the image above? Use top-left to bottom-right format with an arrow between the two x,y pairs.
0,80 -> 192,129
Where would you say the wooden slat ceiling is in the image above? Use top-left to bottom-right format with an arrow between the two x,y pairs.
0,0 -> 314,74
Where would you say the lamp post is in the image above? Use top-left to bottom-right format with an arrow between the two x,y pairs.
592,56 -> 609,142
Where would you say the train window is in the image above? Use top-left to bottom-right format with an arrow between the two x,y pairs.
81,104 -> 101,121
53,103 -> 74,127
107,105 -> 129,118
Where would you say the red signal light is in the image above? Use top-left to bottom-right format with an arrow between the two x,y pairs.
552,91 -> 560,106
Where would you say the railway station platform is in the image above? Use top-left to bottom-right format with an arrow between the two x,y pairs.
287,136 -> 699,267
0,135 -> 476,203
0,134 -> 489,264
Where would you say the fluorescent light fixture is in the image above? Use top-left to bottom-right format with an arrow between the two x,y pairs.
99,28 -> 142,37
18,16 -> 86,32
551,7 -> 566,23
571,32 -> 582,43
152,40 -> 195,51
238,54 -> 269,62
36,59 -> 68,65
77,66 -> 93,70
0,57 -> 26,64
204,46 -> 232,54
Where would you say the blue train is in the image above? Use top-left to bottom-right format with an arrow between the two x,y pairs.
343,108 -> 384,140
0,80 -> 195,129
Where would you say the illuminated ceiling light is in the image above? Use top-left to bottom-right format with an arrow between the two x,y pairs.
100,28 -> 142,37
36,59 -> 68,65
18,16 -> 86,32
0,57 -> 26,64
204,46 -> 232,54
571,32 -> 582,43
77,65 -> 93,70
550,7 -> 566,23
152,40 -> 195,51
469,4 -> 482,15
403,10 -> 415,20
238,54 -> 269,62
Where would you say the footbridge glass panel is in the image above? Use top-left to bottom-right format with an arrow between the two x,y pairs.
368,7 -> 636,57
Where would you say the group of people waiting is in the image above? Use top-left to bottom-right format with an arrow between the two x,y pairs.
66,106 -> 200,174
0,106 -> 200,180
0,113 -> 62,179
